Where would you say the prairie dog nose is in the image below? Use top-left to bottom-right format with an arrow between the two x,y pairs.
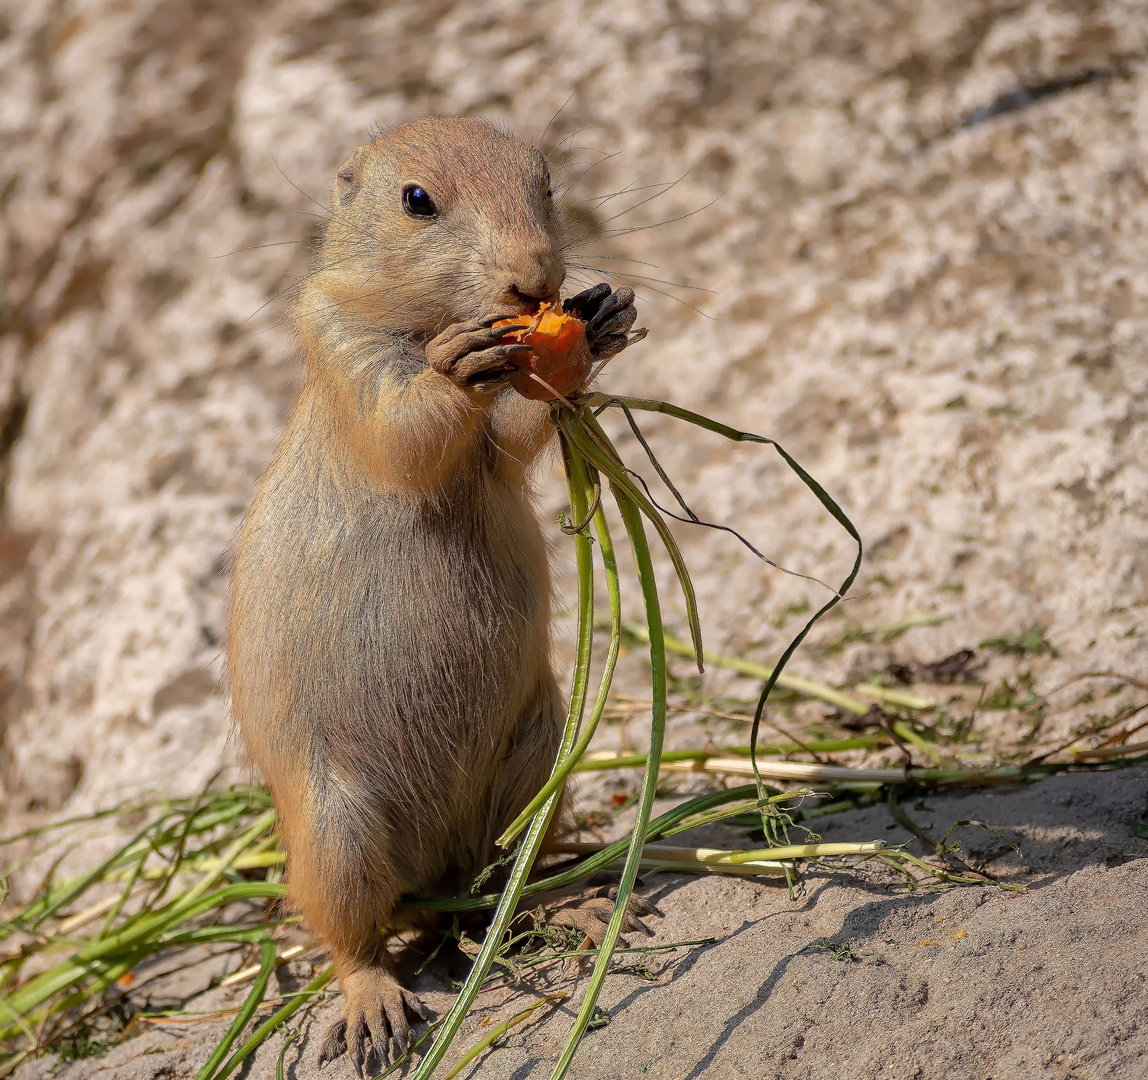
501,245 -> 565,308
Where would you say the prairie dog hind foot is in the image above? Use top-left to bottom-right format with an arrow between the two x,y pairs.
317,958 -> 431,1076
532,879 -> 664,949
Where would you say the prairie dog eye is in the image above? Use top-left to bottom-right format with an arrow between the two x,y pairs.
402,184 -> 437,218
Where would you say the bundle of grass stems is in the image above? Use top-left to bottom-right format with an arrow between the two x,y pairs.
0,390 -> 1145,1079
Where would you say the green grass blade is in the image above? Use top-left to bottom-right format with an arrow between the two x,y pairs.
0,995 -> 36,1052
195,938 -> 277,1080
1,882 -> 284,1019
18,816 -> 172,932
590,395 -> 859,539
498,460 -> 622,848
141,789 -> 214,916
213,966 -> 335,1080
559,432 -> 597,767
590,394 -> 865,844
444,994 -> 565,1079
573,748 -> 711,770
0,798 -> 171,847
0,949 -> 150,1044
158,927 -> 288,948
99,846 -> 149,939
578,737 -> 887,769
659,793 -> 796,838
405,786 -> 764,913
561,409 -> 704,672
620,620 -> 870,714
549,484 -> 668,1080
179,809 -> 276,909
614,401 -> 697,521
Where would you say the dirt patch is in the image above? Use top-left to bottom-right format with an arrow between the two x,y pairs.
15,766 -> 1147,1079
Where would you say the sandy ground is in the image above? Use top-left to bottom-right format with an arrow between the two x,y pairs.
1,0 -> 1148,1076
15,765 -> 1148,1080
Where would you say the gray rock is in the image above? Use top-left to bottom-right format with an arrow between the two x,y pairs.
1,0 -> 1145,808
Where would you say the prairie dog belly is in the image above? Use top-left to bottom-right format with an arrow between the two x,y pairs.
231,441 -> 555,892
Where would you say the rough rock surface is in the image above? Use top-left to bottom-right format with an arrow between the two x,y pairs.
2,0 -> 1147,812
2,0 -> 1147,1076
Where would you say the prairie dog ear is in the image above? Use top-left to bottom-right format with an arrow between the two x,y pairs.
333,145 -> 371,208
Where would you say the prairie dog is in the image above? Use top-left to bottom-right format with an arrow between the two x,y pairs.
227,116 -> 639,1074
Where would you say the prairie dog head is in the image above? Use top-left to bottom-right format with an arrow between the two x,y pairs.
309,116 -> 566,338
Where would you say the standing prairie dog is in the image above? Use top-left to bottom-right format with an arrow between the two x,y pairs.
227,116 -> 643,1074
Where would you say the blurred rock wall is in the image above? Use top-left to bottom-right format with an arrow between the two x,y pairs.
1,0 -> 1146,814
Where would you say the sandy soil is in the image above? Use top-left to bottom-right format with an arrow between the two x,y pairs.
15,766 -> 1148,1080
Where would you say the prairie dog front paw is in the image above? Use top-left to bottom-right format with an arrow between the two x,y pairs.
425,315 -> 533,390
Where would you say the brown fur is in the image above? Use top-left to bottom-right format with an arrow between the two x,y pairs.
228,117 -> 573,1070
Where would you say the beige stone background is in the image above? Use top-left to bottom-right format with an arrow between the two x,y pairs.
3,2 -> 1148,1078
2,0 -> 1147,816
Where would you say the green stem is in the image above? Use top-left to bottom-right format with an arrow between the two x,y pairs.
0,950 -> 154,1044
556,430 -> 597,769
722,840 -> 885,862
444,994 -> 566,1079
99,847 -> 149,938
407,427 -> 595,1080
179,809 -> 277,909
9,796 -> 272,938
573,749 -> 712,770
2,882 -> 284,1018
588,396 -> 862,547
212,966 -> 335,1080
563,409 -> 704,671
598,400 -> 864,831
576,737 -> 887,770
404,786 -> 764,914
852,684 -> 936,710
498,462 -> 622,848
195,939 -> 277,1080
891,721 -> 945,766
20,816 -> 170,932
555,839 -> 885,863
659,793 -> 794,838
549,484 -> 668,1080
